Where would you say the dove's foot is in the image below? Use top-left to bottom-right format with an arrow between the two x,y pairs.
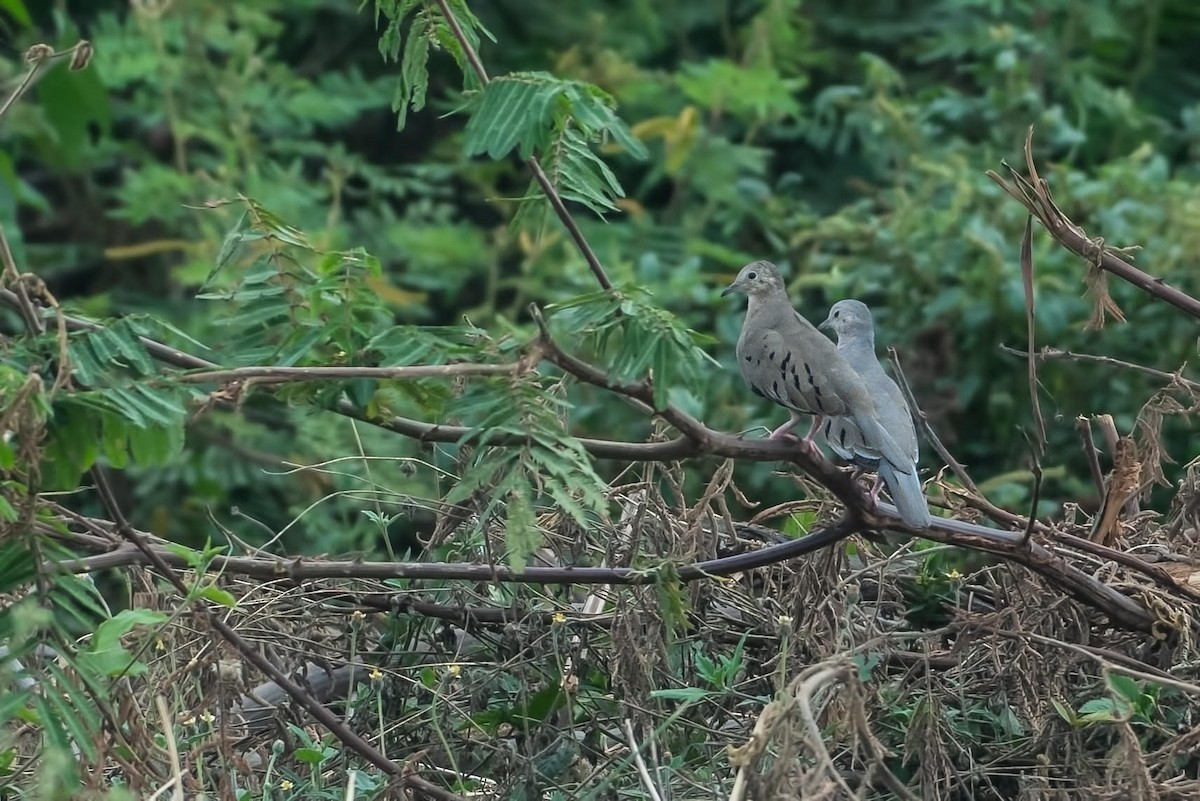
867,475 -> 884,504
768,415 -> 822,442
768,420 -> 799,440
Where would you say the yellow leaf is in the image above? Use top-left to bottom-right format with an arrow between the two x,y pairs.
104,239 -> 195,261
615,198 -> 645,217
365,276 -> 427,308
630,106 -> 700,175
630,115 -> 682,141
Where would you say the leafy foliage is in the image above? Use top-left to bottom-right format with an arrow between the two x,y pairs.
445,372 -> 610,570
2,0 -> 1200,796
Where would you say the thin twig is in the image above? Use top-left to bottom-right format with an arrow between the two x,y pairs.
147,696 -> 184,801
888,348 -> 982,497
621,720 -> 665,801
1019,215 -> 1047,452
1018,429 -> 1043,549
0,229 -> 42,334
969,624 -> 1200,693
1001,344 -> 1200,393
432,0 -> 614,292
795,664 -> 855,798
0,42 -> 90,121
175,363 -> 519,384
1076,416 -> 1106,498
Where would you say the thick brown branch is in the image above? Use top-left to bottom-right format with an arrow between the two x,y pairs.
57,516 -> 858,584
6,290 -> 1165,631
49,508 -> 1156,632
988,126 -> 1200,320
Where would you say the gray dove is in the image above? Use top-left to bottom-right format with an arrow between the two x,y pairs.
720,261 -> 913,480
820,299 -> 932,529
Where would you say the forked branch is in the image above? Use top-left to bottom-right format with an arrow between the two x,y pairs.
988,126 -> 1200,321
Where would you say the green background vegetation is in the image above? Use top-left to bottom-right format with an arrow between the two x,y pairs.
2,0 -> 1199,797
5,0 -> 1199,550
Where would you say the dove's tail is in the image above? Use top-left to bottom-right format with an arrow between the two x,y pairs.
880,462 -> 932,529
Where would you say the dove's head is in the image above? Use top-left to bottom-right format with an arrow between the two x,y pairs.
720,260 -> 784,300
820,299 -> 874,338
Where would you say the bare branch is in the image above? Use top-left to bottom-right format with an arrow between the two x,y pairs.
432,0 -> 615,293
1076,416 -> 1106,498
1002,344 -> 1200,393
965,624 -> 1199,692
1019,214 -> 1047,452
175,363 -> 520,384
987,126 -> 1200,321
46,507 -> 1157,632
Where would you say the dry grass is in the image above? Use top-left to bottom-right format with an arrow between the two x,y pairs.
14,450 -> 1194,800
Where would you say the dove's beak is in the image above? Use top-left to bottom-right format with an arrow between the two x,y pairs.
720,281 -> 739,298
818,316 -> 833,331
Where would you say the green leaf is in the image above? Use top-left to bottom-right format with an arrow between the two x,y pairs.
649,687 -> 716,702
40,665 -> 100,762
41,402 -> 101,488
504,483 -> 539,572
34,695 -> 81,783
463,73 -> 559,160
852,651 -> 881,681
1105,672 -> 1144,705
0,0 -> 32,27
294,747 -> 326,765
0,495 -> 16,523
33,62 -> 112,171
0,543 -> 37,594
198,585 -> 238,609
391,11 -> 431,130
1077,698 -> 1122,722
78,609 -> 168,678
0,689 -> 32,732
517,681 -> 566,724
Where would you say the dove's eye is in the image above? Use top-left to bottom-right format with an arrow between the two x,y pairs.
747,271 -> 757,280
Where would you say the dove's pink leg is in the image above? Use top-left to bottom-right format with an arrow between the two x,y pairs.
867,475 -> 884,504
768,417 -> 800,440
769,415 -> 823,455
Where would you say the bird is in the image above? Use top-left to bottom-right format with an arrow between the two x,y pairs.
720,260 -> 914,481
819,299 -> 932,529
